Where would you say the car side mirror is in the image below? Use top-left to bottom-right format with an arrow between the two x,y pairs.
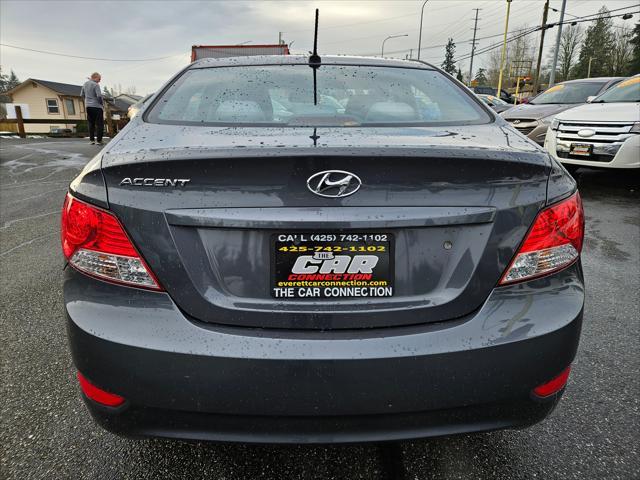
586,96 -> 596,103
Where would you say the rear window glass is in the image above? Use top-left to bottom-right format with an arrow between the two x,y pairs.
146,65 -> 491,127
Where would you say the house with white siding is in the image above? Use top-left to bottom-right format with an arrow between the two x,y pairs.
5,79 -> 86,134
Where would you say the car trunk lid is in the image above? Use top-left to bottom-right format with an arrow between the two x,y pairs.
101,124 -> 549,330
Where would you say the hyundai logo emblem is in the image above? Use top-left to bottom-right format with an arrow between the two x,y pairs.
307,170 -> 362,198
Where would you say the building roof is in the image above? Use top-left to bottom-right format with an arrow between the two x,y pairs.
115,93 -> 142,105
6,78 -> 83,96
108,97 -> 132,113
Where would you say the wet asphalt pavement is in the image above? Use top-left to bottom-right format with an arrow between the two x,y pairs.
1,138 -> 638,480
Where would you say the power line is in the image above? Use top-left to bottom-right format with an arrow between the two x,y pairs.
458,2 -> 639,58
455,26 -> 547,63
5,3 -> 636,65
454,9 -> 639,64
352,3 -> 606,58
0,43 -> 184,62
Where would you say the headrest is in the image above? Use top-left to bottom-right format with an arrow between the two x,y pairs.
364,102 -> 418,122
214,100 -> 266,122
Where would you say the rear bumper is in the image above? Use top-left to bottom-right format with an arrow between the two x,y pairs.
81,393 -> 561,444
65,264 -> 584,443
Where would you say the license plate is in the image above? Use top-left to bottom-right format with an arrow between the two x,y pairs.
570,143 -> 593,156
272,233 -> 393,299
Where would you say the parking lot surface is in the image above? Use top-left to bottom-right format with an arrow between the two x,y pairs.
1,138 -> 638,479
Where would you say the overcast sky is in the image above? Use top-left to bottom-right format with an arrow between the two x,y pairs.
1,0 -> 637,94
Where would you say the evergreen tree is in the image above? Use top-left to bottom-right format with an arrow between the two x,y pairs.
574,7 -> 614,78
102,85 -> 112,99
0,67 -> 7,92
7,70 -> 20,90
629,22 -> 640,75
456,67 -> 464,82
0,66 -> 20,92
441,38 -> 457,75
474,68 -> 488,86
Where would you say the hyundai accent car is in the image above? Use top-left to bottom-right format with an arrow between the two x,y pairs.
63,55 -> 584,443
545,75 -> 640,172
502,77 -> 623,145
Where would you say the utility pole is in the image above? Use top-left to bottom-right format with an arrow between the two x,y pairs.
278,32 -> 283,45
417,0 -> 430,60
587,57 -> 594,78
532,0 -> 549,95
468,8 -> 481,86
496,0 -> 513,96
549,0 -> 566,87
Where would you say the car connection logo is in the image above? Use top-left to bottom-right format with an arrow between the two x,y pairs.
307,170 -> 361,198
291,251 -> 379,276
119,177 -> 190,187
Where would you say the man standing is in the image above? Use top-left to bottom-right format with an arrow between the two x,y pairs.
80,72 -> 104,145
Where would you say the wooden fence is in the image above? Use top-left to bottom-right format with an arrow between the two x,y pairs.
2,105 -> 116,138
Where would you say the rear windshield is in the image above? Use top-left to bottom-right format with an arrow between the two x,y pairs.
530,81 -> 606,105
146,65 -> 491,127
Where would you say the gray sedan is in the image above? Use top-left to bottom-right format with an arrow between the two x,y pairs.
62,55 -> 585,444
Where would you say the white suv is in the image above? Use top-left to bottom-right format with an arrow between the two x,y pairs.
545,75 -> 640,171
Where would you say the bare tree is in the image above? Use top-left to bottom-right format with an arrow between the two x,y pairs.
109,83 -> 124,96
508,28 -> 535,66
483,26 -> 535,88
124,85 -> 137,95
487,49 -> 502,87
557,25 -> 582,81
507,27 -> 535,82
610,27 -> 634,76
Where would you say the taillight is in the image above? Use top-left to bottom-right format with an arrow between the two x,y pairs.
77,372 -> 126,407
500,192 -> 584,285
61,193 -> 162,290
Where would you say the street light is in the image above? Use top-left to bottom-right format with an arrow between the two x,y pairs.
550,7 -> 578,19
417,0 -> 430,60
381,34 -> 409,57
